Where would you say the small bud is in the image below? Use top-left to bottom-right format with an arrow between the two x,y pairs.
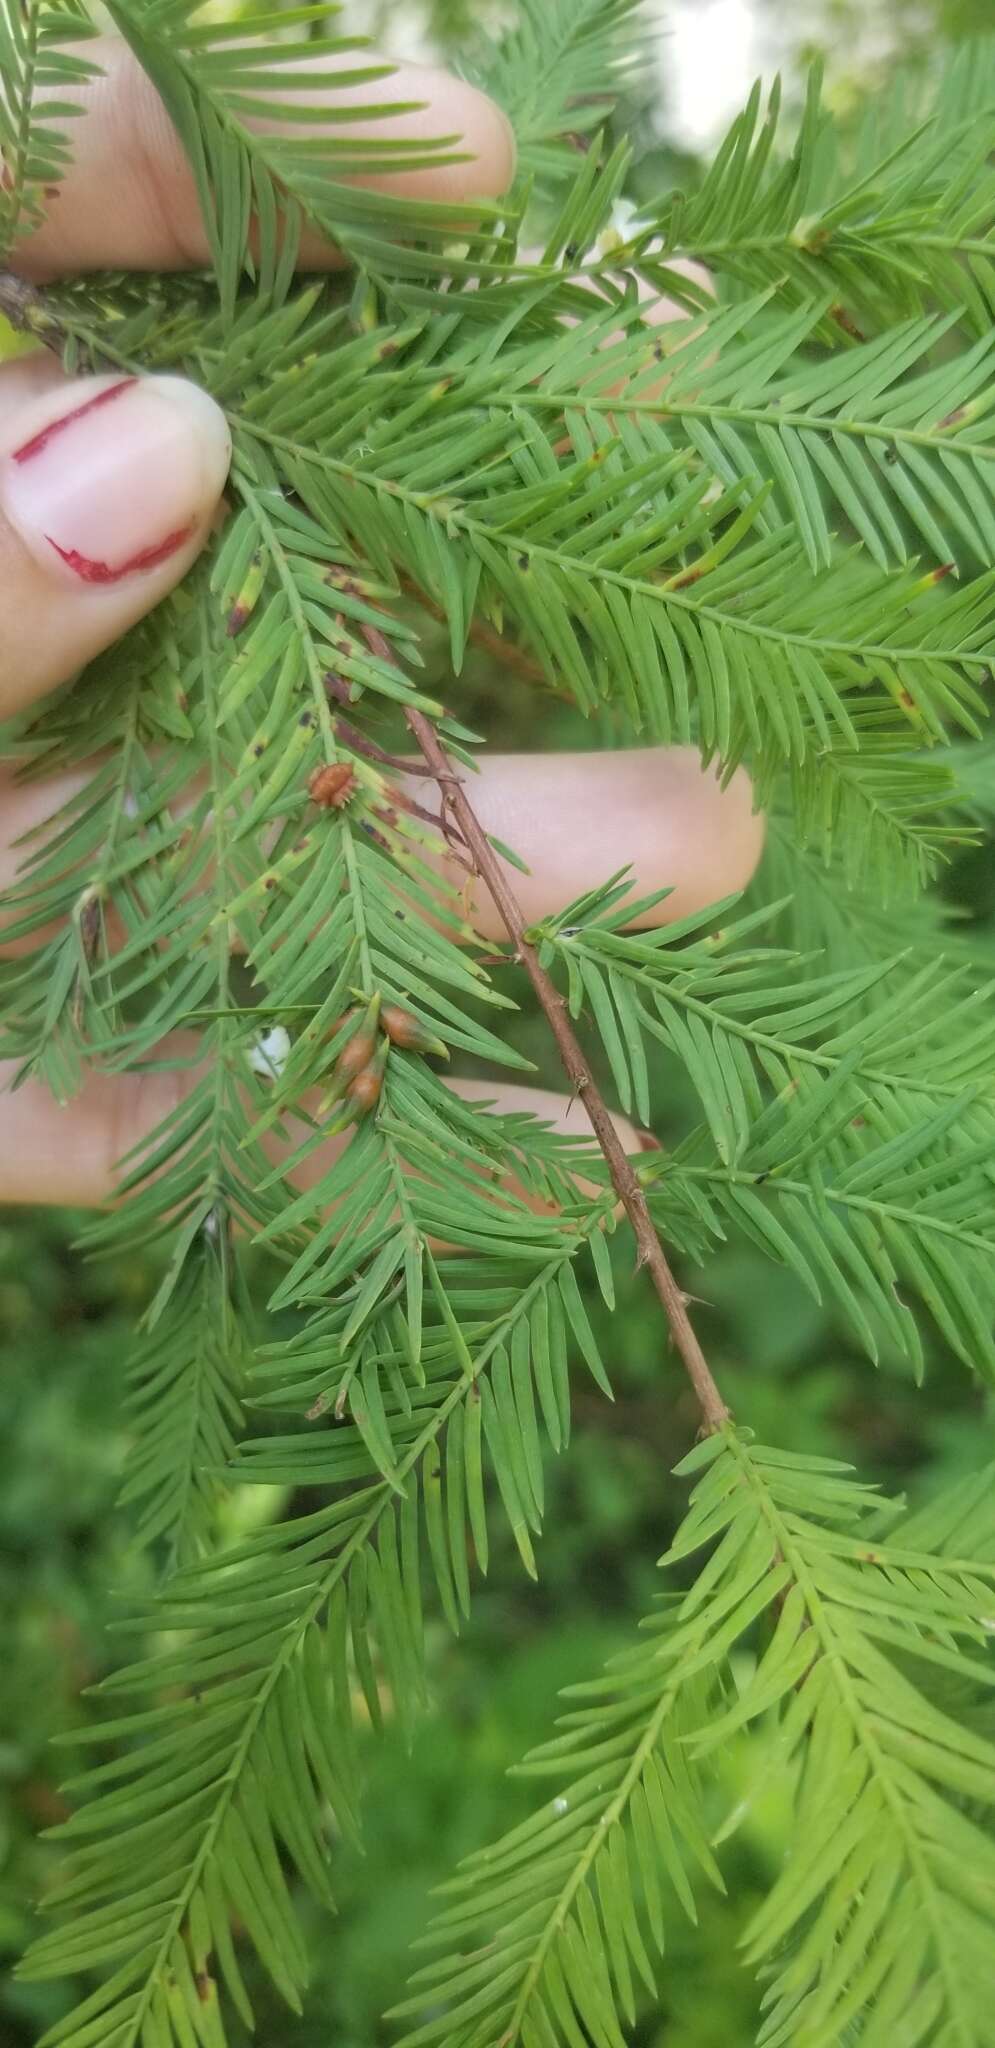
309,763 -> 356,809
327,1006 -> 358,1039
381,1004 -> 425,1049
328,995 -> 381,1085
329,1004 -> 388,1119
381,1004 -> 448,1058
336,1030 -> 376,1081
347,1066 -> 382,1114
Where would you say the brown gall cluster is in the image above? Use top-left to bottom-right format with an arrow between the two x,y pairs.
331,1002 -> 444,1120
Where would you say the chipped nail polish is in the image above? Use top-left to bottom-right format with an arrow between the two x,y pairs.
11,378 -> 137,465
1,373 -> 231,588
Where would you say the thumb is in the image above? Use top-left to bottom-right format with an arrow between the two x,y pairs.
0,369 -> 231,716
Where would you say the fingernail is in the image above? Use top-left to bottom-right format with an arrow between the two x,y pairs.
1,374 -> 231,587
637,1129 -> 663,1152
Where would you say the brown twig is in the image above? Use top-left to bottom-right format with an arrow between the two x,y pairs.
331,707 -> 435,778
359,625 -> 730,1434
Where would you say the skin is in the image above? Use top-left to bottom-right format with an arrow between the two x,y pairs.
0,38 -> 765,1208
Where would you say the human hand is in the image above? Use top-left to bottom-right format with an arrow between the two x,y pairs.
0,36 -> 764,1206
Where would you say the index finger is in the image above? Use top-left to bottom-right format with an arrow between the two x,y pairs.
13,34 -> 516,280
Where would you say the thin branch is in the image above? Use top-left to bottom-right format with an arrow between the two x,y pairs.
408,706 -> 729,1429
0,268 -> 66,353
361,625 -> 730,1434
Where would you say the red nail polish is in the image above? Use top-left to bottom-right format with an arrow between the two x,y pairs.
45,523 -> 194,584
12,379 -> 136,465
2,373 -> 231,587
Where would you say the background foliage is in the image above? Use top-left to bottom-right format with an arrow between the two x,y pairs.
3,1 -> 995,2044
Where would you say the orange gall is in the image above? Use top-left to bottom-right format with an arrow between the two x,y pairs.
381,1005 -> 425,1049
346,1068 -> 382,1114
335,1031 -> 376,1081
381,1005 -> 447,1058
309,763 -> 356,810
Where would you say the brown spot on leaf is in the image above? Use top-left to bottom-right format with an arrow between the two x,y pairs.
829,303 -> 865,341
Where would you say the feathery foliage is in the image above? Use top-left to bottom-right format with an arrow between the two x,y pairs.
635,39 -> 995,334
103,0 -> 514,310
475,0 -> 649,183
402,1432 -> 995,2048
0,0 -> 96,251
3,1 -> 995,2043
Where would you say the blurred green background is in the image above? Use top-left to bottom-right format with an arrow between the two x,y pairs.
4,3 -> 995,2043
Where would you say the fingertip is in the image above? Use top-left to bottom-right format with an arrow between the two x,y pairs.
13,36 -> 517,282
685,757 -> 766,910
457,79 -> 517,197
420,747 -> 765,938
146,374 -> 233,520
0,371 -> 229,592
0,372 -> 230,713
617,749 -> 766,925
0,1058 -> 186,1207
371,65 -> 517,201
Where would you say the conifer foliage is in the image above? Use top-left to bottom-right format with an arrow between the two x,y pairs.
3,1 -> 995,2042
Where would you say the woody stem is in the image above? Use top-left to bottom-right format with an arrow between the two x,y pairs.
0,269 -> 67,351
363,632 -> 730,1434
